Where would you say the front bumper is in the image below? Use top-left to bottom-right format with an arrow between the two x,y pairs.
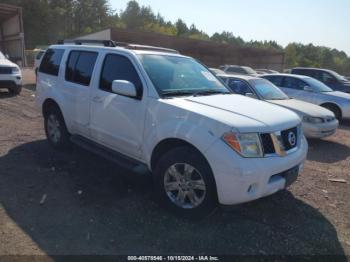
0,73 -> 22,88
205,135 -> 308,205
302,119 -> 339,138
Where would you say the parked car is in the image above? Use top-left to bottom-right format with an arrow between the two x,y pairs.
255,69 -> 279,75
262,74 -> 350,120
209,68 -> 225,75
291,67 -> 350,93
219,74 -> 338,139
36,41 -> 307,217
0,51 -> 22,95
34,49 -> 46,75
219,65 -> 258,76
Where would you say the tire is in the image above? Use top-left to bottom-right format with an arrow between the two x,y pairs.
44,105 -> 70,150
8,85 -> 22,95
321,104 -> 341,120
153,146 -> 218,219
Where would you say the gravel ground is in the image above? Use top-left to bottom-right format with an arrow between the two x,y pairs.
0,69 -> 349,258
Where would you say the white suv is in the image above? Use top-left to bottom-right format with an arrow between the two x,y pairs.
36,41 -> 308,217
0,51 -> 22,94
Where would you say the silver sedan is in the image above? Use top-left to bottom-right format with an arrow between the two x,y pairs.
219,74 -> 339,139
262,74 -> 350,120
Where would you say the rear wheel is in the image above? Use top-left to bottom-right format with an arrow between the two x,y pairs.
321,104 -> 341,120
44,105 -> 70,149
153,146 -> 218,218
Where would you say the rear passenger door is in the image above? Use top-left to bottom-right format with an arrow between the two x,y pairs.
62,50 -> 98,137
89,53 -> 147,159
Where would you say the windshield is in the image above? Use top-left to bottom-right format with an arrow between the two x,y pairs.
250,79 -> 289,100
0,51 -> 5,59
305,78 -> 333,92
138,54 -> 230,97
243,66 -> 257,74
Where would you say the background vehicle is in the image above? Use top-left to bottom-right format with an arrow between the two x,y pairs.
219,74 -> 338,138
0,51 -> 22,95
34,50 -> 46,75
291,67 -> 350,93
219,65 -> 258,76
255,69 -> 279,75
36,41 -> 307,217
209,68 -> 225,75
263,74 -> 350,120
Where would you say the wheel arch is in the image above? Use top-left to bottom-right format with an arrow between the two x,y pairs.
42,98 -> 61,117
150,138 -> 209,173
320,102 -> 342,119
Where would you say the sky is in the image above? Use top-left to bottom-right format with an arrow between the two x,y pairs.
109,0 -> 350,56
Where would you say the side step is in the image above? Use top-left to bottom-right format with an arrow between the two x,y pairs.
70,135 -> 150,175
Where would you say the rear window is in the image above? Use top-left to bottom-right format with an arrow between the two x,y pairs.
39,48 -> 64,76
65,51 -> 98,86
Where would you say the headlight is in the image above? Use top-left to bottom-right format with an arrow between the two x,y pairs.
11,67 -> 20,74
303,116 -> 324,124
223,132 -> 263,158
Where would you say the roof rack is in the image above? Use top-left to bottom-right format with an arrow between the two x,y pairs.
57,39 -> 179,54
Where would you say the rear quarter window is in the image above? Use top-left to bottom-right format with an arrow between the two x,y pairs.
39,48 -> 64,76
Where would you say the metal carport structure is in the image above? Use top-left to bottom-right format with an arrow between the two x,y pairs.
0,4 -> 26,66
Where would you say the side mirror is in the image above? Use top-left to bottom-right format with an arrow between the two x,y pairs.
112,80 -> 138,98
303,86 -> 313,92
246,92 -> 257,99
5,54 -> 9,59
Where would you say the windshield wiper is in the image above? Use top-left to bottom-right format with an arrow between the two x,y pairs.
162,90 -> 195,97
193,90 -> 230,97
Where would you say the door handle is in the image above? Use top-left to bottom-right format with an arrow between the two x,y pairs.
92,96 -> 103,103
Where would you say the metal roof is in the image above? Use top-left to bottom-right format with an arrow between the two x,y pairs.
0,4 -> 21,23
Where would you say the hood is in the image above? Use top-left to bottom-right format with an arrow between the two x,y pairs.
0,58 -> 18,68
267,99 -> 334,118
326,91 -> 350,100
166,94 -> 301,133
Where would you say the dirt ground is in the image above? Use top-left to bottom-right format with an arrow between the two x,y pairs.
0,69 -> 349,258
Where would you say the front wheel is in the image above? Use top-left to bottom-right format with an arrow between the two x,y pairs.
153,146 -> 218,218
8,85 -> 22,95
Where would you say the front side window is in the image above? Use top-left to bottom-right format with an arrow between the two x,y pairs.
100,54 -> 143,97
138,54 -> 229,97
65,51 -> 98,86
305,78 -> 333,92
250,79 -> 289,100
39,48 -> 64,76
320,71 -> 337,84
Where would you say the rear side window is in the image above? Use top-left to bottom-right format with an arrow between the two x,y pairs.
282,77 -> 307,90
100,54 -> 142,97
65,51 -> 98,86
39,48 -> 64,76
264,75 -> 284,86
228,79 -> 252,95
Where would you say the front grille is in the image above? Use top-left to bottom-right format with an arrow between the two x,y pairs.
281,127 -> 298,151
0,67 -> 12,74
260,133 -> 275,154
